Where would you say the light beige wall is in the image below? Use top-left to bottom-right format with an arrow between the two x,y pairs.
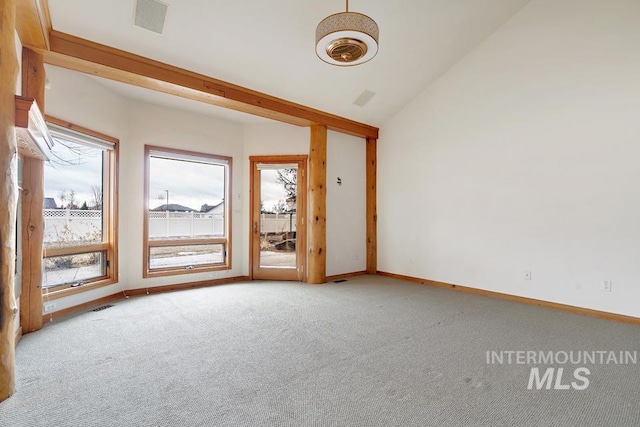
379,0 -> 640,317
326,131 -> 366,276
122,100 -> 244,289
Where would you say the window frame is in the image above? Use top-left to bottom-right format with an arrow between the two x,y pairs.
42,116 -> 119,300
143,145 -> 232,278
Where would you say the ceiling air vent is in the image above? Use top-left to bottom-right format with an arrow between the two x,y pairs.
134,0 -> 168,35
353,90 -> 376,107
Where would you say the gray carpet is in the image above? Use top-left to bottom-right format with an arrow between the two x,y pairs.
2,275 -> 640,426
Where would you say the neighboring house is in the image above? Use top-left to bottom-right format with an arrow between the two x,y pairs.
201,201 -> 224,215
152,204 -> 196,212
44,197 -> 58,209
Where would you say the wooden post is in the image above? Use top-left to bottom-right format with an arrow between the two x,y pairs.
307,125 -> 327,284
366,138 -> 377,274
21,48 -> 45,109
0,0 -> 20,402
20,48 -> 45,334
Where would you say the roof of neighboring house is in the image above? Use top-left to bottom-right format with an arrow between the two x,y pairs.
44,197 -> 58,209
152,204 -> 197,212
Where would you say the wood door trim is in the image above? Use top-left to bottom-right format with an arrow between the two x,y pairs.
249,155 -> 307,281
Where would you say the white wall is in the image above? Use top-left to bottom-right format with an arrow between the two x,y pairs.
122,101 -> 244,288
45,65 -> 129,139
379,0 -> 640,317
326,131 -> 366,276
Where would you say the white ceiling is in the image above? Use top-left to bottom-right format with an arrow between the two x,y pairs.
88,72 -> 272,124
48,0 -> 532,127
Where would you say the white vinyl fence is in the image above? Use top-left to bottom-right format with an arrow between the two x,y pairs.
148,211 -> 224,238
260,212 -> 297,233
44,209 -> 296,243
44,209 -> 102,246
44,209 -> 227,244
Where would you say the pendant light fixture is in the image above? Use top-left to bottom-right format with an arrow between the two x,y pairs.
315,0 -> 379,66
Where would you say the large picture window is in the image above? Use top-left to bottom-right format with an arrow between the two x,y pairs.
144,146 -> 231,277
43,119 -> 118,295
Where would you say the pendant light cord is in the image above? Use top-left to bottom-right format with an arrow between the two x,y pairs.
346,0 -> 349,12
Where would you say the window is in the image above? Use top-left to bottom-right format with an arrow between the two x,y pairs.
144,146 -> 231,277
43,119 -> 118,295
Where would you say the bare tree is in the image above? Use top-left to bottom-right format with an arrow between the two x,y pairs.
47,137 -> 100,169
58,190 -> 67,208
91,185 -> 103,210
57,189 -> 79,209
157,193 -> 166,211
272,199 -> 287,214
67,190 -> 78,209
276,169 -> 297,206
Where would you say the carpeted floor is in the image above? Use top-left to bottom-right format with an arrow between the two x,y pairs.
2,275 -> 640,426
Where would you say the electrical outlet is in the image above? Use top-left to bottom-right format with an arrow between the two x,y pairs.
524,270 -> 532,281
43,302 -> 57,314
601,280 -> 612,292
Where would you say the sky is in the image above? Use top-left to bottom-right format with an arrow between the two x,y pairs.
44,141 -> 296,213
260,169 -> 291,211
149,157 -> 225,211
44,140 -> 103,208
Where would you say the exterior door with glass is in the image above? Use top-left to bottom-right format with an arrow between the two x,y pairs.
250,156 -> 306,281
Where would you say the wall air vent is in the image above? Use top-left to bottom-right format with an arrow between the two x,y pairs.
134,0 -> 168,35
91,305 -> 114,312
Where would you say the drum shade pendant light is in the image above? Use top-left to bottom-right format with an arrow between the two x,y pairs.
315,0 -> 379,66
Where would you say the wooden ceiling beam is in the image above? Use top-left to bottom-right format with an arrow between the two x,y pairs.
41,31 -> 379,139
15,0 -> 51,50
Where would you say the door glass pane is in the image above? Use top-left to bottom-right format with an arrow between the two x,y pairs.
259,167 -> 297,269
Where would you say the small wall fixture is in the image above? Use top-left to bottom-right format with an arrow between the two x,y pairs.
316,0 -> 379,66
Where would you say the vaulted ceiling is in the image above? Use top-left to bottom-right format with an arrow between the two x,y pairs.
48,0 -> 531,126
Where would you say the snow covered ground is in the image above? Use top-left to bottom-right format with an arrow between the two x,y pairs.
43,251 -> 297,289
43,264 -> 103,289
